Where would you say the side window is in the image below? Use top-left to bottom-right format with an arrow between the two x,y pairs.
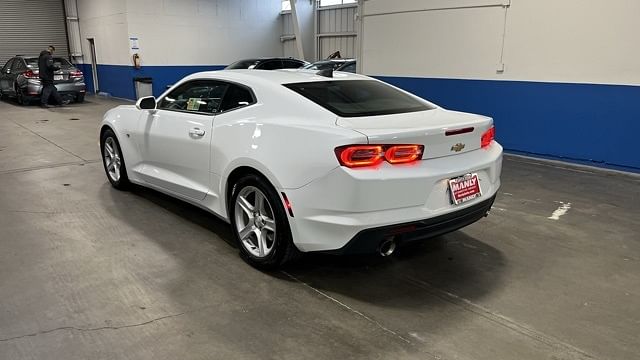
257,60 -> 283,70
12,60 -> 26,72
2,59 -> 15,73
219,84 -> 255,113
340,63 -> 356,73
158,80 -> 228,114
282,60 -> 304,69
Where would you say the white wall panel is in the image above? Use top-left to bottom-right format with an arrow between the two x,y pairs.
361,6 -> 504,78
361,0 -> 640,86
77,12 -> 131,66
503,0 -> 640,85
125,0 -> 282,65
364,0 -> 508,16
76,0 -> 282,66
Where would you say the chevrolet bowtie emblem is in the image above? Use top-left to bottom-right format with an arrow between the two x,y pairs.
451,143 -> 466,152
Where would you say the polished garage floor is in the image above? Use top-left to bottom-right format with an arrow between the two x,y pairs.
0,96 -> 639,360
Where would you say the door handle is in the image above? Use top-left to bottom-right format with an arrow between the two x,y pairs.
189,128 -> 205,137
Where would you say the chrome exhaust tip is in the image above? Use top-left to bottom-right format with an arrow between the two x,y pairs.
379,237 -> 397,257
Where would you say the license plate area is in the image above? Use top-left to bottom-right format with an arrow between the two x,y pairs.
448,173 -> 482,205
54,75 -> 63,81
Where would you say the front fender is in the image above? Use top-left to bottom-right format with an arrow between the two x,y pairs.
100,105 -> 143,174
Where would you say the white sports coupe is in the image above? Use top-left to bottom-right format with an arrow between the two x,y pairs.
100,69 -> 502,268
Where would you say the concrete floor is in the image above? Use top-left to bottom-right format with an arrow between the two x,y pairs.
0,95 -> 639,360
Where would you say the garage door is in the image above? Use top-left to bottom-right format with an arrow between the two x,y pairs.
0,0 -> 69,65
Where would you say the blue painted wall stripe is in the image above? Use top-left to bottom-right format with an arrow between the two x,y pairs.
76,64 -> 225,99
377,76 -> 640,171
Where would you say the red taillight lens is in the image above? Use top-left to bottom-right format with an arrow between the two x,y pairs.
23,70 -> 39,79
336,145 -> 384,168
70,70 -> 83,78
481,126 -> 495,148
335,144 -> 424,168
385,145 -> 424,164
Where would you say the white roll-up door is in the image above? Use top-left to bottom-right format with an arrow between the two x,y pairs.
0,0 -> 69,65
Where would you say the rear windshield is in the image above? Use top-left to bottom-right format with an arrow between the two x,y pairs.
25,57 -> 74,69
284,80 -> 434,117
225,59 -> 260,70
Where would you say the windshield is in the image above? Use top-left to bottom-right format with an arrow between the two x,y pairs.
25,57 -> 74,69
304,62 -> 340,71
284,80 -> 434,117
225,59 -> 260,69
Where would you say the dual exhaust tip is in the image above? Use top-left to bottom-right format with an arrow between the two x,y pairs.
379,237 -> 397,257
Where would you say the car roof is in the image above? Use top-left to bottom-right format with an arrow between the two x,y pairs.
183,69 -> 368,86
235,57 -> 305,62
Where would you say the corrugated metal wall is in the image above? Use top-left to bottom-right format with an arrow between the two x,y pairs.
316,4 -> 357,59
0,0 -> 69,65
281,12 -> 298,58
64,0 -> 82,57
281,2 -> 358,61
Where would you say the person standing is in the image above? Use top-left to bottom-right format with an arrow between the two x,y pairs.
38,45 -> 63,108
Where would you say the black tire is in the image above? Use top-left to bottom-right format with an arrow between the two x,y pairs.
100,129 -> 130,190
15,83 -> 25,105
76,93 -> 85,103
229,174 -> 300,270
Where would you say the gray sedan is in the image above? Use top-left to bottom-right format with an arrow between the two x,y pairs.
0,56 -> 86,105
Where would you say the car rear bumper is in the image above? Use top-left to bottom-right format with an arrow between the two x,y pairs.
284,143 -> 503,252
22,79 -> 86,97
324,194 -> 496,255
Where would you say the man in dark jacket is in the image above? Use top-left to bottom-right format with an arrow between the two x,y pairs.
38,45 -> 63,108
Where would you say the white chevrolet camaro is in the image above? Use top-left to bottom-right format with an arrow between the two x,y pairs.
100,69 -> 502,269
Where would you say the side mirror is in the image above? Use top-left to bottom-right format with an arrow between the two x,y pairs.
136,96 -> 156,110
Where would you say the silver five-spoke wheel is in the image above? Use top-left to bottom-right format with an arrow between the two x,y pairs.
234,186 -> 277,258
103,137 -> 122,182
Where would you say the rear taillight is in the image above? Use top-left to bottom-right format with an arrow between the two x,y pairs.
335,144 -> 424,168
70,70 -> 83,78
23,70 -> 38,79
336,145 -> 384,168
385,145 -> 423,164
481,126 -> 495,148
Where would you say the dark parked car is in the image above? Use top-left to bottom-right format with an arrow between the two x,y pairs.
0,55 -> 86,105
225,57 -> 308,70
303,59 -> 356,73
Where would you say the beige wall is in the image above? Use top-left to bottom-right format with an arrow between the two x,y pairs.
361,0 -> 640,85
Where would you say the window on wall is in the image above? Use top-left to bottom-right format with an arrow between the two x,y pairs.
319,0 -> 356,7
283,0 -> 356,10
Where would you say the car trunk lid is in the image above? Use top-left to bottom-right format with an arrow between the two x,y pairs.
336,108 -> 493,160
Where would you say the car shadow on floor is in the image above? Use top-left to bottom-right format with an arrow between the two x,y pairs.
276,230 -> 507,309
104,182 -> 506,310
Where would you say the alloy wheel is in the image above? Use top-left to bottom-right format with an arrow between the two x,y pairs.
103,137 -> 122,182
234,186 -> 277,258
